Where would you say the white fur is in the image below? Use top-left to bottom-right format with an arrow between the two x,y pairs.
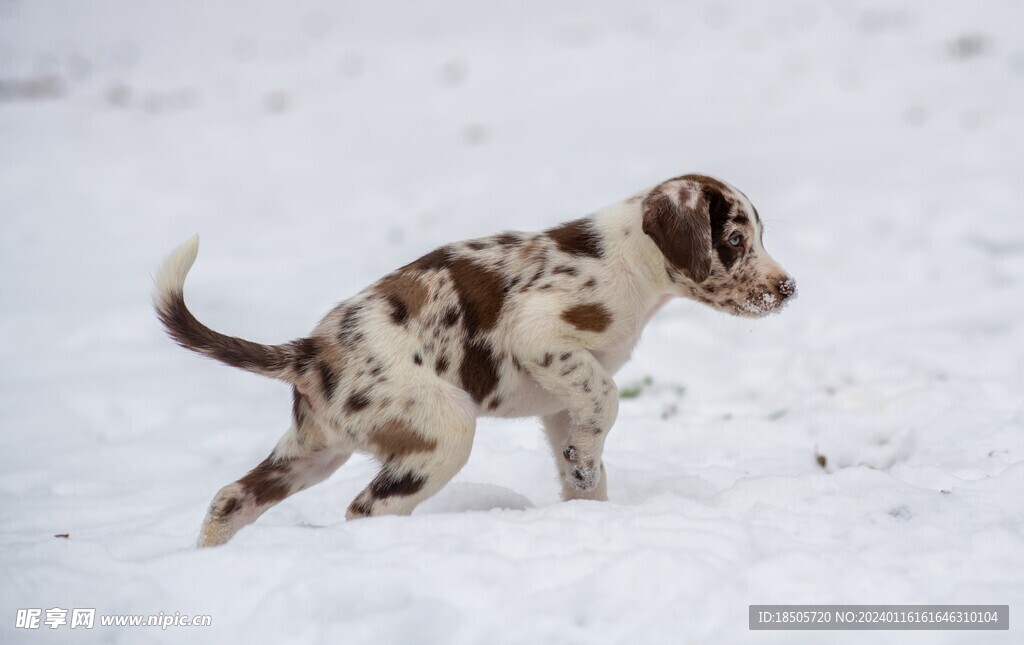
152,234 -> 199,306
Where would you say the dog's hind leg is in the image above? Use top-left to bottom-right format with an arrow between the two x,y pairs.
346,392 -> 476,520
197,390 -> 350,547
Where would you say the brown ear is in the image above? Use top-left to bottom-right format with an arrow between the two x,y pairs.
641,185 -> 712,283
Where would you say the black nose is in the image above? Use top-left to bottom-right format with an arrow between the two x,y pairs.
777,277 -> 797,300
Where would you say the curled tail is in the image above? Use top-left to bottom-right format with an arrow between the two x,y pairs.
152,236 -> 314,383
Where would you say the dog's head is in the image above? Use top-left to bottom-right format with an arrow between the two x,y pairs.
641,174 -> 796,317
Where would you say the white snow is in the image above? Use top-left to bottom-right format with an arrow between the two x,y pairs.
2,1 -> 1023,643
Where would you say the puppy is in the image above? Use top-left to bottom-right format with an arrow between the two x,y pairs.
153,173 -> 796,546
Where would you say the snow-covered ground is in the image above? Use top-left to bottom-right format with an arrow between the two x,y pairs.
2,1 -> 1022,643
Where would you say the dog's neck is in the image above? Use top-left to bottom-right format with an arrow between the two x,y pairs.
591,196 -> 675,299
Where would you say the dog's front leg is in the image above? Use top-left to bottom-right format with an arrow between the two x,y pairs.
541,410 -> 608,501
526,348 -> 618,493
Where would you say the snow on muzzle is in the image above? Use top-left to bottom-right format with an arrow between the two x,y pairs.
743,276 -> 798,316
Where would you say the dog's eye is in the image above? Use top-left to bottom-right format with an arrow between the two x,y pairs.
728,234 -> 742,247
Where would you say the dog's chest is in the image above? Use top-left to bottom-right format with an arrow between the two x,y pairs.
487,295 -> 668,420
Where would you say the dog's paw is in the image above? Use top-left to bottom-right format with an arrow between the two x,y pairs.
566,464 -> 600,491
561,445 -> 600,492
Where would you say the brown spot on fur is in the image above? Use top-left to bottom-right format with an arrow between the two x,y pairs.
215,496 -> 241,519
495,232 -> 523,246
347,498 -> 373,518
487,397 -> 502,411
413,353 -> 423,365
239,456 -> 291,506
406,246 -> 455,271
449,258 -> 507,336
317,361 -> 339,399
376,271 -> 429,323
561,303 -> 612,333
387,297 -> 408,325
460,339 -> 500,404
552,265 -> 578,276
370,470 -> 426,499
337,303 -> 365,347
559,352 -> 572,361
369,420 -> 437,460
346,390 -> 372,412
520,268 -> 546,292
441,306 -> 460,327
435,354 -> 450,374
540,353 -> 553,368
583,277 -> 597,289
291,337 -> 319,373
705,185 -> 741,271
708,188 -> 733,231
546,218 -> 604,258
292,387 -> 308,426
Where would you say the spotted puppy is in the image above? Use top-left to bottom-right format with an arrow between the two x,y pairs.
154,173 -> 796,547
